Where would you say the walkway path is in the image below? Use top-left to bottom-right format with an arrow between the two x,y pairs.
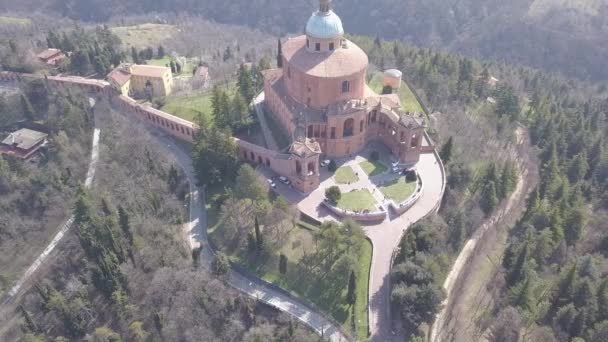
152,131 -> 349,342
252,92 -> 279,151
1,98 -> 101,305
430,127 -> 533,342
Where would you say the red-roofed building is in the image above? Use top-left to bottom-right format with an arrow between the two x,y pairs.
262,0 -> 426,186
36,48 -> 67,66
0,128 -> 48,159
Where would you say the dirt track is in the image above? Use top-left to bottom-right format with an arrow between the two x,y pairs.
430,127 -> 538,342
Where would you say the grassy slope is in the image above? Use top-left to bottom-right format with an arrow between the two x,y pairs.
110,23 -> 178,49
0,16 -> 31,26
147,57 -> 195,75
206,182 -> 370,340
368,72 -> 424,113
160,83 -> 236,122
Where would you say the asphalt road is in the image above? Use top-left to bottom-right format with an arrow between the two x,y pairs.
2,99 -> 101,305
152,131 -> 350,342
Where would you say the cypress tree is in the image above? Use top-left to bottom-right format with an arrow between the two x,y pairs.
347,270 -> 356,305
254,216 -> 263,252
277,38 -> 283,68
279,254 -> 288,274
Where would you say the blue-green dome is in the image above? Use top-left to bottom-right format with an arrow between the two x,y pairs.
305,10 -> 344,39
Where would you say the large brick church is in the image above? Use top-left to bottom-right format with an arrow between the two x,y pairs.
247,0 -> 427,193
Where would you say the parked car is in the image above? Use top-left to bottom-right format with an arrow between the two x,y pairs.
279,176 -> 291,185
267,179 -> 276,188
321,159 -> 331,167
391,166 -> 402,174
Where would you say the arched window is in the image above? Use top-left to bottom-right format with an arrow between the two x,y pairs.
308,125 -> 314,138
287,67 -> 291,78
360,120 -> 364,132
307,39 -> 310,48
329,42 -> 335,51
411,134 -> 418,147
308,162 -> 316,175
315,43 -> 321,51
342,80 -> 350,93
343,118 -> 354,137
296,161 -> 302,175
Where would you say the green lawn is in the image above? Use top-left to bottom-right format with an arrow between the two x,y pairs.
335,166 -> 359,184
337,190 -> 377,212
110,23 -> 178,49
379,176 -> 417,203
147,56 -> 195,75
359,160 -> 387,177
369,72 -> 424,113
160,83 -> 236,122
0,16 -> 31,26
214,224 -> 371,341
355,239 -> 372,340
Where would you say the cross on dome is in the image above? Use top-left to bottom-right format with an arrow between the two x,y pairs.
319,0 -> 331,13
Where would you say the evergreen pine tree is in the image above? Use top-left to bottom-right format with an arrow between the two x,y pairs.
481,180 -> 499,215
279,254 -> 288,274
439,137 -> 454,163
157,45 -> 165,58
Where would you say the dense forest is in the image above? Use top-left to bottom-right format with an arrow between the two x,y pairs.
351,31 -> 607,340
0,81 -> 93,295
0,99 -> 315,341
0,0 -> 606,81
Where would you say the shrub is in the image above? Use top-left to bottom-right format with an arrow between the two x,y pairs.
370,151 -> 380,161
328,160 -> 338,173
406,170 -> 417,182
211,252 -> 230,276
382,85 -> 393,95
325,186 -> 342,204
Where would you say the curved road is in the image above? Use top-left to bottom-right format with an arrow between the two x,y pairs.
153,131 -> 349,342
430,128 -> 530,342
1,98 -> 101,306
365,150 -> 445,341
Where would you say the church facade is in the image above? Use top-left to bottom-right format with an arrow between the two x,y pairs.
245,0 -> 428,193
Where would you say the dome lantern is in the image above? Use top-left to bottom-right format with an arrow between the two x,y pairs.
305,0 -> 344,40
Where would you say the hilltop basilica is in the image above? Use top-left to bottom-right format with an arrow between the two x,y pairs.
245,0 -> 428,192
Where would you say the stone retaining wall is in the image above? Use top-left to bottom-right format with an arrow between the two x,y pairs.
321,201 -> 387,222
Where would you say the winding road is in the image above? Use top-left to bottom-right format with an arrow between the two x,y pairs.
1,98 -> 101,306
152,131 -> 349,342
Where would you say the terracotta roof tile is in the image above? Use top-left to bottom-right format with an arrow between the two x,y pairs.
283,35 -> 368,78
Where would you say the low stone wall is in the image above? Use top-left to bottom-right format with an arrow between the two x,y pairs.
322,200 -> 387,222
388,174 -> 424,215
